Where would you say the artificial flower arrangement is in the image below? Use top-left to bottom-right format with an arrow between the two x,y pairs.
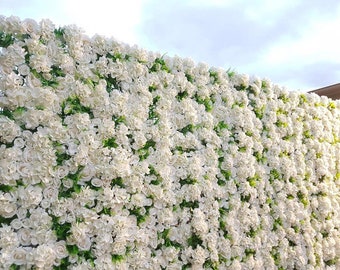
0,16 -> 340,269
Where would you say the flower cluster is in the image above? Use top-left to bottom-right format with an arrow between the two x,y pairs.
1,15 -> 340,269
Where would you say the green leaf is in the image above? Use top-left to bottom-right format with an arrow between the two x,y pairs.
138,140 -> 156,161
195,94 -> 213,112
178,124 -> 195,135
209,70 -> 219,84
112,115 -> 126,126
247,174 -> 261,187
105,75 -> 121,93
220,169 -> 231,181
0,31 -> 14,48
179,177 -> 197,186
148,84 -> 157,92
149,57 -> 170,73
148,96 -> 160,124
187,233 -> 203,249
51,65 -> 65,77
176,90 -> 189,101
112,254 -> 124,263
51,216 -> 72,240
148,165 -> 162,185
0,215 -> 17,226
54,258 -> 70,269
129,207 -> 149,225
179,200 -> 199,209
56,152 -> 71,166
61,96 -> 94,118
0,184 -> 13,192
245,248 -> 256,257
9,264 -> 20,270
111,177 -> 125,188
103,137 -> 118,148
254,105 -> 265,119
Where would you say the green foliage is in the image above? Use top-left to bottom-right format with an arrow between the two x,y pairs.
328,102 -> 336,110
220,169 -> 231,181
214,121 -> 229,136
238,146 -> 247,152
278,94 -> 290,103
51,215 -> 72,240
129,207 -> 150,225
247,174 -> 261,187
0,31 -> 15,48
61,96 -> 94,118
138,139 -> 156,161
185,73 -> 194,83
56,152 -> 71,166
58,166 -> 84,198
209,70 -> 219,84
270,247 -> 281,266
111,177 -> 125,188
241,194 -> 251,202
112,115 -> 126,126
54,258 -> 71,269
179,177 -> 197,186
176,90 -> 189,101
182,263 -> 192,270
66,244 -> 96,266
54,28 -> 65,41
269,169 -> 281,183
0,107 -> 27,120
303,130 -> 313,139
187,233 -> 203,249
179,200 -> 199,209
234,84 -> 247,91
194,93 -> 213,112
106,52 -> 127,62
254,105 -> 265,119
105,74 -> 121,93
245,248 -> 256,257
203,259 -> 219,269
148,96 -> 160,124
112,254 -> 125,263
103,137 -> 118,148
253,151 -> 267,164
0,214 -> 17,226
226,67 -> 236,78
9,265 -> 20,270
148,165 -> 163,185
31,68 -> 59,88
272,218 -> 282,231
275,120 -> 288,128
157,228 -> 182,249
0,184 -> 13,192
219,206 -> 230,217
297,191 -> 308,207
299,94 -> 308,105
148,84 -> 157,92
325,258 -> 338,266
178,123 -> 195,135
150,57 -> 170,73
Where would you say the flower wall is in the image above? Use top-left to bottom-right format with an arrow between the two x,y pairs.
0,16 -> 340,269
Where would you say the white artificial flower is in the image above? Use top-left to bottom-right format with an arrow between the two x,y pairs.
33,244 -> 56,269
16,185 -> 43,208
0,191 -> 17,218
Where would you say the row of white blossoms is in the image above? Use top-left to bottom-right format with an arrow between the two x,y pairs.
0,16 -> 340,269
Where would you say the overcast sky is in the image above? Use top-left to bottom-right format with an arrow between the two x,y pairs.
1,0 -> 340,92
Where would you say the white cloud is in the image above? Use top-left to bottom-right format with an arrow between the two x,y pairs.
264,15 -> 340,66
58,0 -> 147,45
0,0 -> 147,45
